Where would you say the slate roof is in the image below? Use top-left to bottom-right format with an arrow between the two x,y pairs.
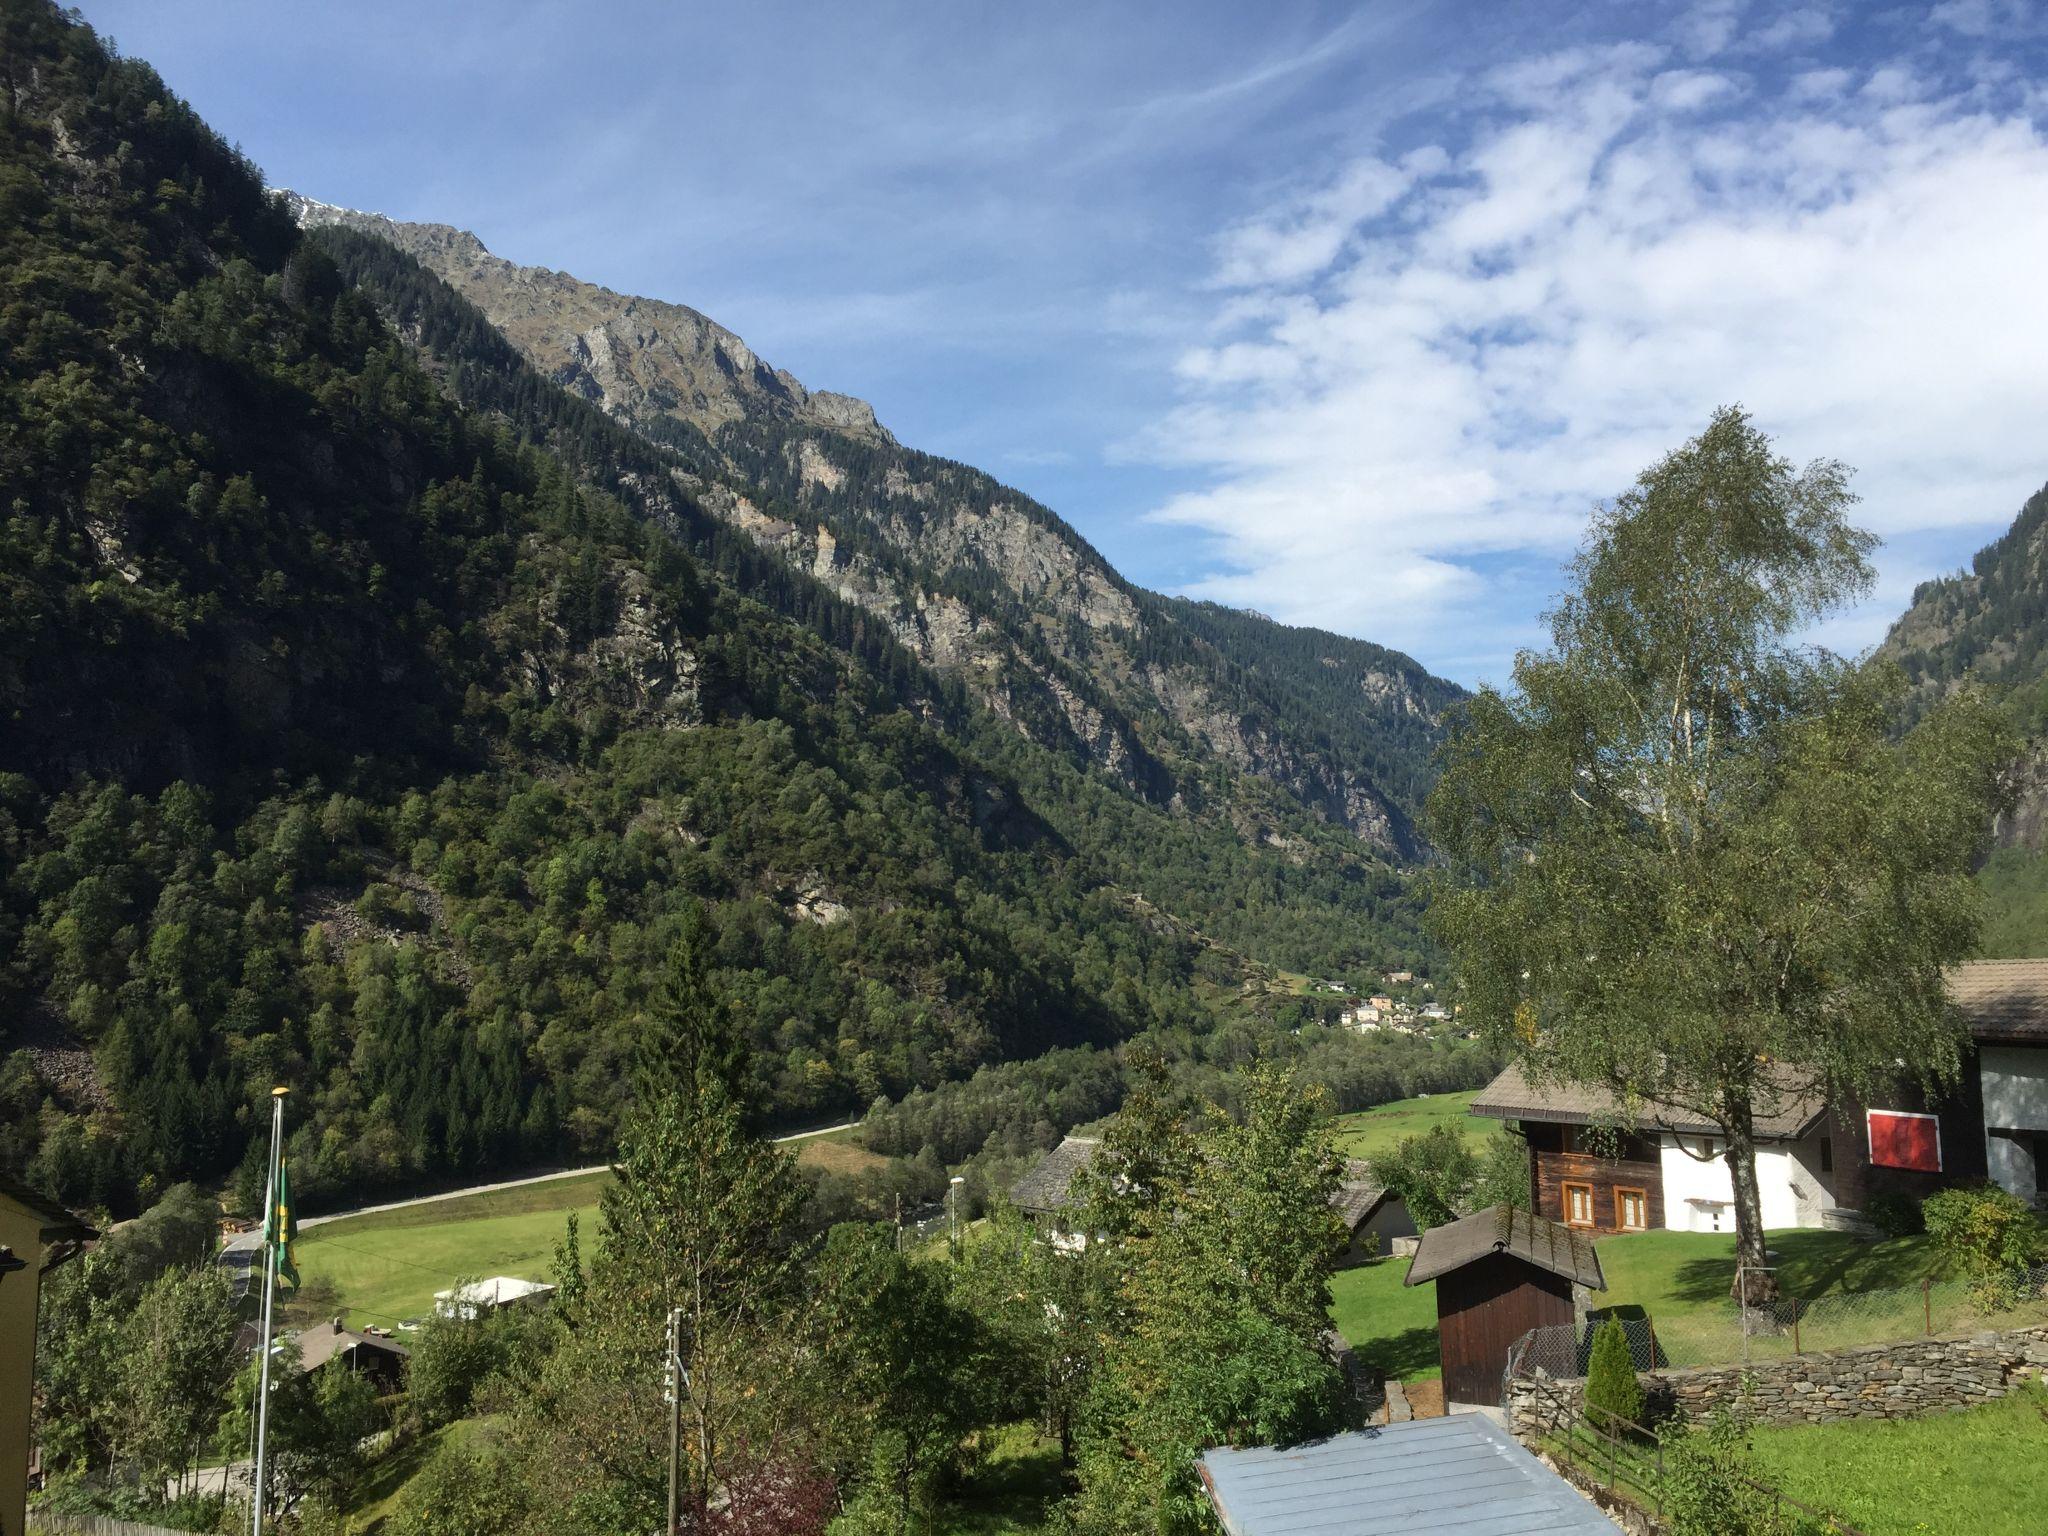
1010,1135 -> 1100,1215
1198,1415 -> 1612,1535
1331,1161 -> 1392,1231
1404,1204 -> 1605,1291
1469,1060 -> 1825,1140
1948,958 -> 2048,1044
295,1318 -> 410,1373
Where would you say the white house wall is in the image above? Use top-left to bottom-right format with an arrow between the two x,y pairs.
1980,1046 -> 2048,1201
1980,1046 -> 2048,1133
1657,1134 -> 1836,1232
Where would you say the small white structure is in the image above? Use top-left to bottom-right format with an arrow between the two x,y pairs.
433,1275 -> 556,1319
1658,1132 -> 1836,1232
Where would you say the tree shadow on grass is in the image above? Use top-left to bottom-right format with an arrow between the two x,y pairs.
1353,1326 -> 1440,1382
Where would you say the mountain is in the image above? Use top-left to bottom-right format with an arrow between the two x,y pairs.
282,198 -> 1461,857
1880,480 -> 2048,954
0,0 -> 1462,1218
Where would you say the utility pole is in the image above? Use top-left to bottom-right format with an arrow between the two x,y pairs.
250,1087 -> 287,1536
949,1174 -> 965,1259
665,1306 -> 684,1536
894,1191 -> 902,1254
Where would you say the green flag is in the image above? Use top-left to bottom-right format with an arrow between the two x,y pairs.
264,1149 -> 300,1292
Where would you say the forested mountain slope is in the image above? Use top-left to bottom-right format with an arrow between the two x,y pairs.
284,199 -> 1462,857
1884,480 -> 2048,736
0,0 -> 1443,1217
1880,480 -> 2048,954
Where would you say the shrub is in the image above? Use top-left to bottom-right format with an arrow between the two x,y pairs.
1862,1189 -> 1924,1238
1923,1183 -> 2045,1308
1584,1316 -> 1643,1432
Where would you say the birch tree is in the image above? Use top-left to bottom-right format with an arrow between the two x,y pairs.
1427,408 -> 2010,1302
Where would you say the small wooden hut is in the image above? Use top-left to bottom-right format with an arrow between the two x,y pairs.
1403,1204 -> 1605,1407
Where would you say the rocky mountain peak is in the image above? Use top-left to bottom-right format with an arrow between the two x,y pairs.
278,191 -> 892,447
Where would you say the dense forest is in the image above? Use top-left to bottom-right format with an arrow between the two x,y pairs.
0,0 -> 1456,1218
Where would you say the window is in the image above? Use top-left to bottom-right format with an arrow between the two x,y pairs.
1563,1181 -> 1594,1228
1819,1137 -> 1833,1174
1615,1187 -> 1648,1231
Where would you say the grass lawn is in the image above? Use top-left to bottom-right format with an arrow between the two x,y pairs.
938,1421 -> 1063,1535
1329,1089 -> 1489,1163
1747,1382 -> 2048,1536
1593,1226 -> 1950,1325
298,1135 -> 873,1328
1329,1255 -> 1441,1381
345,1416 -> 500,1531
1331,1225 -> 1966,1385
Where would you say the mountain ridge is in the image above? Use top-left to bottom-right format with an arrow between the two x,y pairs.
287,196 -> 1461,856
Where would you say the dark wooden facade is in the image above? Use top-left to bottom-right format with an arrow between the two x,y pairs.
1829,1059 -> 1989,1213
1525,1123 -> 1664,1235
1435,1252 -> 1575,1407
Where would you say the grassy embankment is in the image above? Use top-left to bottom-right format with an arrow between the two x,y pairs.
295,1130 -> 881,1327
1746,1381 -> 2048,1536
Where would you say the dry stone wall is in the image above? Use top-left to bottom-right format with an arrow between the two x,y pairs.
1510,1322 -> 2048,1434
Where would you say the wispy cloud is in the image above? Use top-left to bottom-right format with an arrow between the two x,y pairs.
1135,6 -> 2048,681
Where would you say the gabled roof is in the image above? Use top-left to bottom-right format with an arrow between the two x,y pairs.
1331,1161 -> 1393,1230
1948,958 -> 2048,1044
1469,1061 -> 1824,1140
295,1318 -> 410,1372
1198,1415 -> 1612,1535
1404,1204 -> 1605,1291
0,1173 -> 97,1243
1010,1135 -> 1100,1216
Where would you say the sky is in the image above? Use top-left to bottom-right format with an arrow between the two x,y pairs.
76,0 -> 2048,686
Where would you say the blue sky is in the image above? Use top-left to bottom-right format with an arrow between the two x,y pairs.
79,0 -> 2048,685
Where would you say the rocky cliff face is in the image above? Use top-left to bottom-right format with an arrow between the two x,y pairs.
286,198 -> 1460,855
280,193 -> 891,446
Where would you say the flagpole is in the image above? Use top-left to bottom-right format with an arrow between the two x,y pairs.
251,1087 -> 287,1535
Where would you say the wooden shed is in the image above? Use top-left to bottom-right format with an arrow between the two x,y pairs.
1403,1204 -> 1604,1408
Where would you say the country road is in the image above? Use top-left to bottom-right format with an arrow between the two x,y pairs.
219,1119 -> 857,1282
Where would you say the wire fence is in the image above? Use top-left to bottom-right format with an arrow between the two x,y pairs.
1510,1258 -> 2048,1379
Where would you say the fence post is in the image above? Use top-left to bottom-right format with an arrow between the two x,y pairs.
1648,1317 -> 1659,1370
1923,1276 -> 1932,1336
1792,1301 -> 1801,1356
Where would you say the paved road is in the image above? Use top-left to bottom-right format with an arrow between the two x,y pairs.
219,1119 -> 857,1286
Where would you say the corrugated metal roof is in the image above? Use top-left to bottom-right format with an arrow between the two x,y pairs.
1010,1135 -> 1100,1215
1469,1061 -> 1824,1139
1948,958 -> 2048,1044
1198,1415 -> 1613,1535
1404,1204 -> 1605,1290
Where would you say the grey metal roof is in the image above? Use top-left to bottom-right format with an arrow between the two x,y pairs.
1469,1060 -> 1824,1140
1404,1204 -> 1605,1290
1198,1415 -> 1613,1535
1010,1135 -> 1101,1215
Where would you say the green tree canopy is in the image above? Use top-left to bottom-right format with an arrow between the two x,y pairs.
1428,407 -> 2012,1300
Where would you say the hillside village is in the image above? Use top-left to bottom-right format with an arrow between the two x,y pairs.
9,2 -> 2048,1535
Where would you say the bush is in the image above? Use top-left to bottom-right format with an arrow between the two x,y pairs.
1923,1183 -> 2045,1308
1584,1316 -> 1643,1432
1862,1189 -> 1924,1238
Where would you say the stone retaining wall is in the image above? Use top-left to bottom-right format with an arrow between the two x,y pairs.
1510,1322 -> 2048,1434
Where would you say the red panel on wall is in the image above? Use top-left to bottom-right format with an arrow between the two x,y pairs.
1868,1110 -> 1942,1172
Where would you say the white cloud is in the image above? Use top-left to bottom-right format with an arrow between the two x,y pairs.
1134,31 -> 2048,681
